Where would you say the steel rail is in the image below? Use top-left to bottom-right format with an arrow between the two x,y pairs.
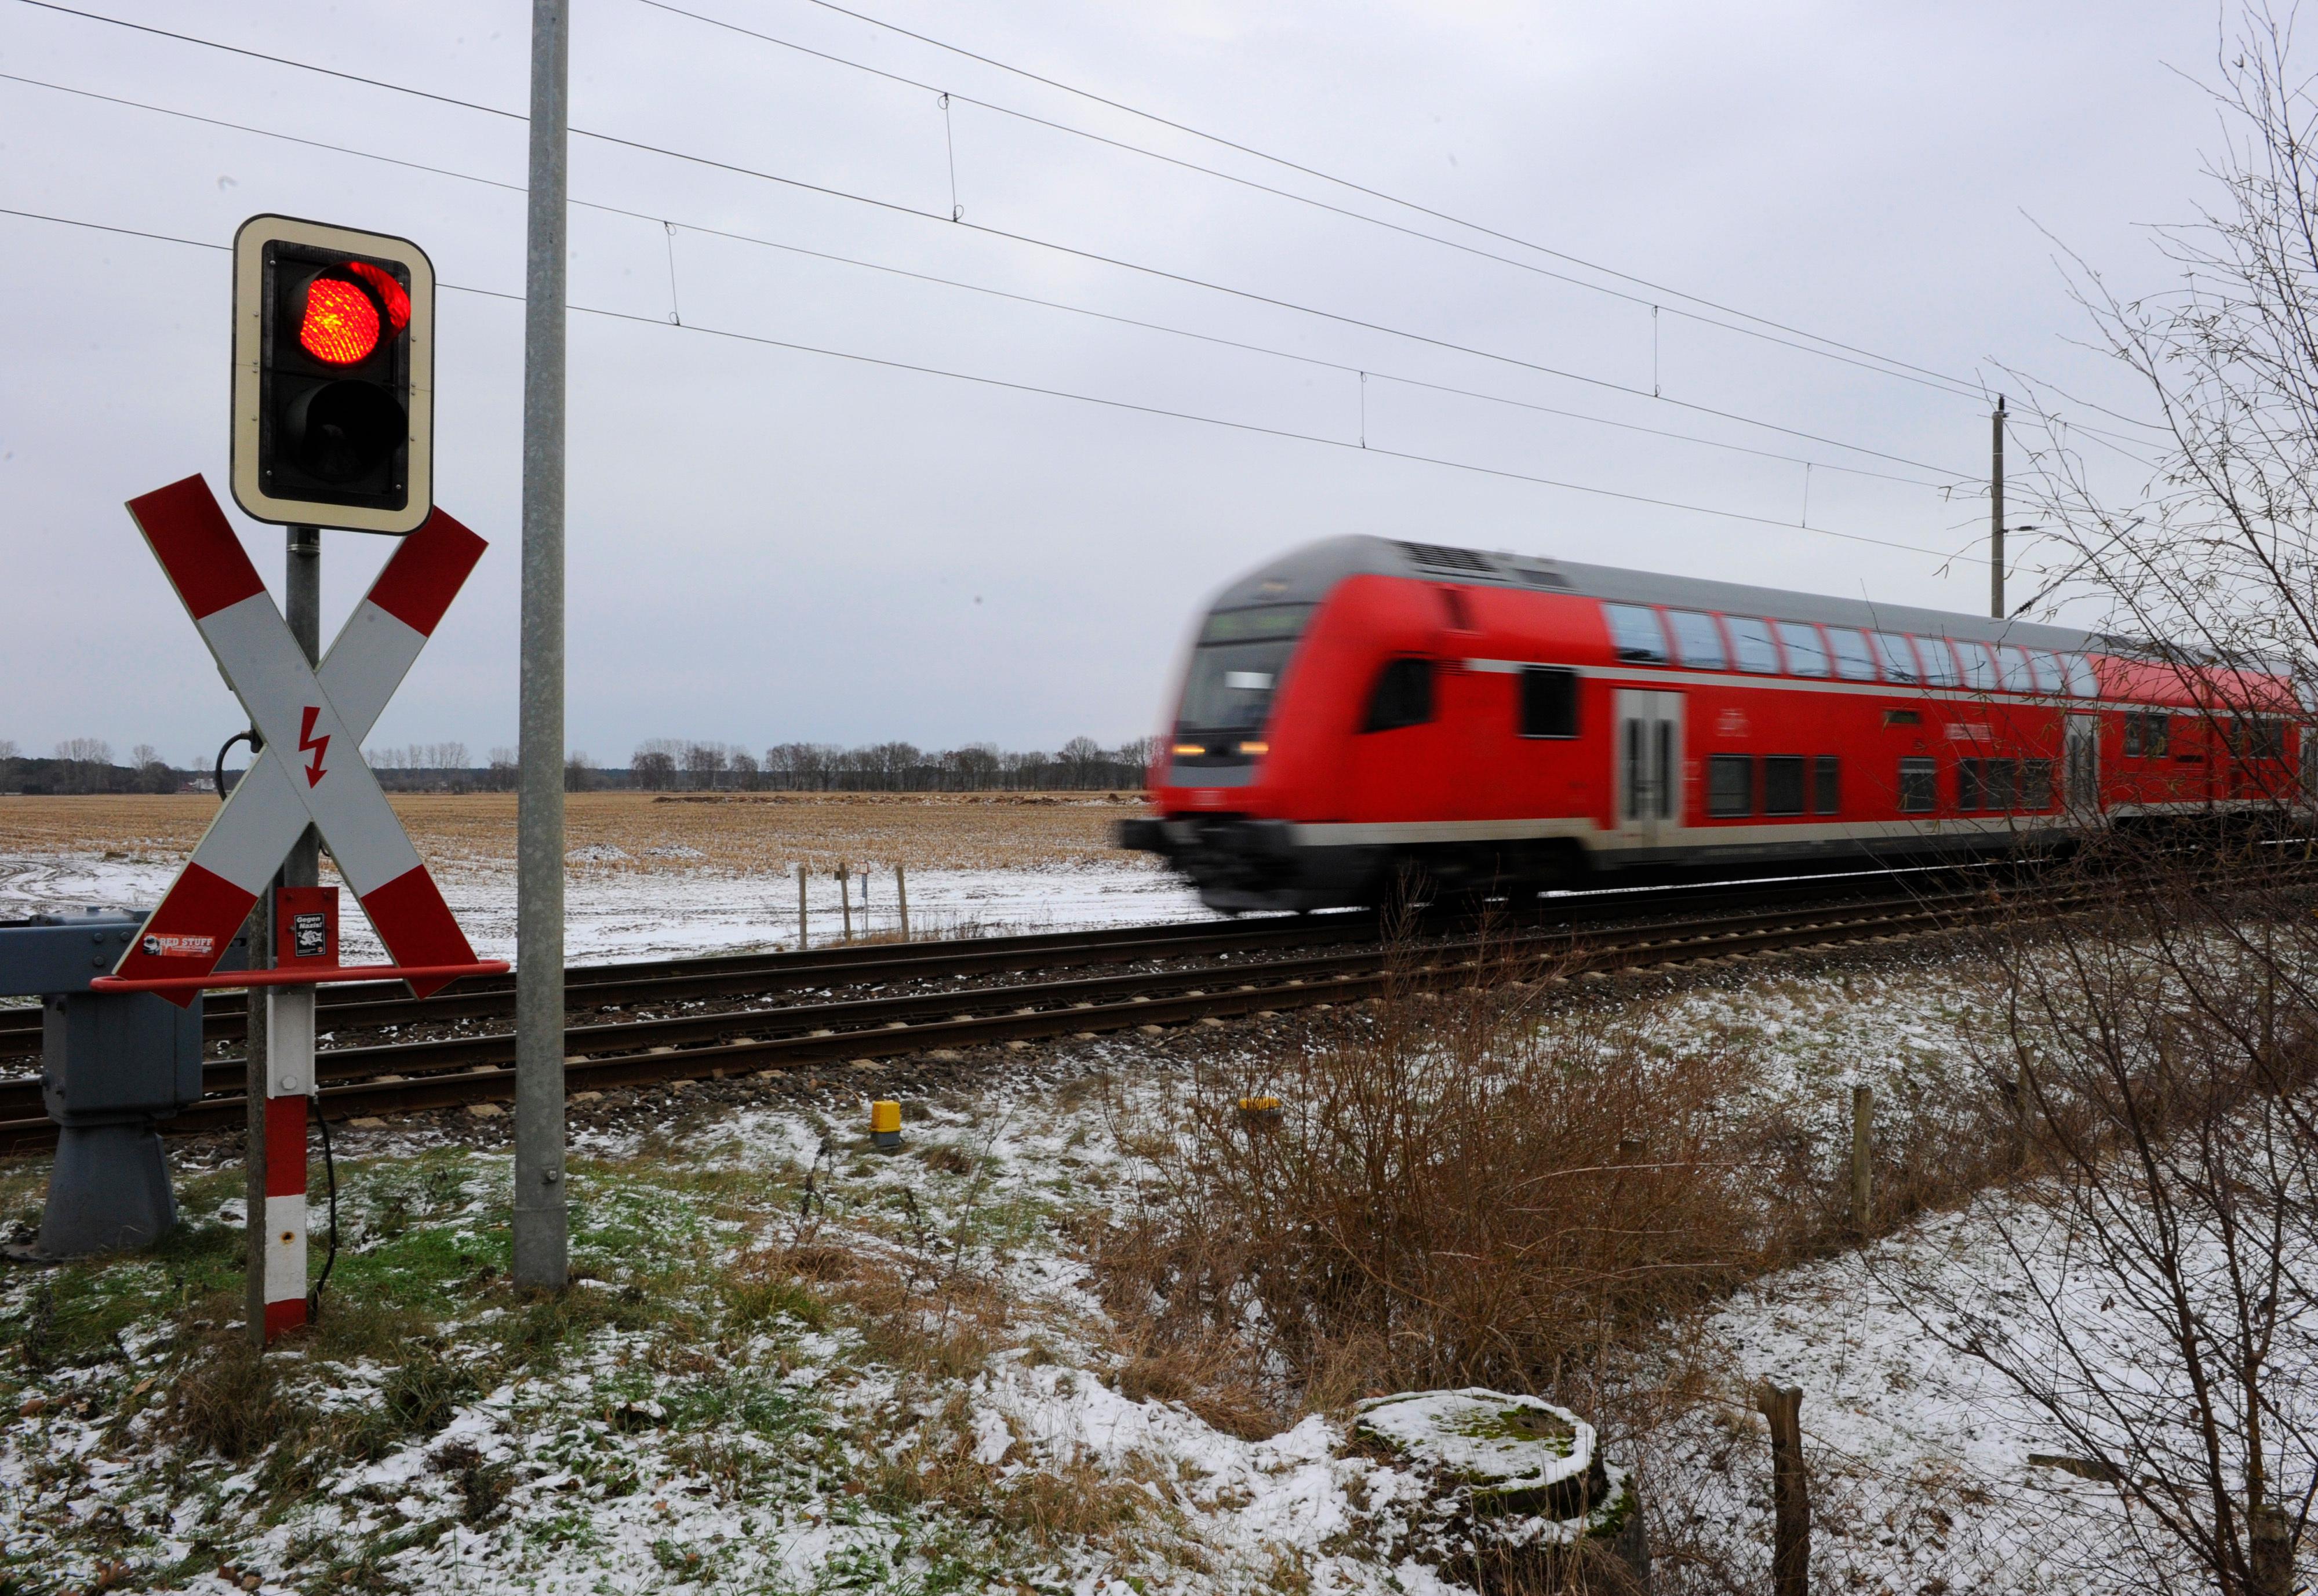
0,879 -> 2035,1149
0,865 -> 1992,1055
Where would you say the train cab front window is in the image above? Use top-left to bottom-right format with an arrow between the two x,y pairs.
1176,603 -> 1314,748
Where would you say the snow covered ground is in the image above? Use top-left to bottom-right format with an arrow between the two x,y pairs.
0,847 -> 1217,966
2,912 -> 2306,1592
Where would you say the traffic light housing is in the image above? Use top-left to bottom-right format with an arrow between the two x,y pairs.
231,214 -> 434,534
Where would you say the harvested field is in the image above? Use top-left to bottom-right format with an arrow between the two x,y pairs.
0,790 -> 1145,876
0,791 -> 1196,963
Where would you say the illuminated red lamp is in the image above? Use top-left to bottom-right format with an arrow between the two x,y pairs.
298,275 -> 382,365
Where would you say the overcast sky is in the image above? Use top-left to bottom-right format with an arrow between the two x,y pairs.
2,0 -> 2230,768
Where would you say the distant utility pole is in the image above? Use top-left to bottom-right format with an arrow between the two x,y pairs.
514,0 -> 569,1290
1990,394 -> 2007,619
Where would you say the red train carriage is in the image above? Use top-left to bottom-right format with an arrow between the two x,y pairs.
1119,536 -> 2308,913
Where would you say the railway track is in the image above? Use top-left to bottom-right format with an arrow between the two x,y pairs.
0,864 -> 1991,1061
0,867 -> 2051,1150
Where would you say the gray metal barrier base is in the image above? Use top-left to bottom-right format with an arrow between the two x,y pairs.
39,1124 -> 177,1256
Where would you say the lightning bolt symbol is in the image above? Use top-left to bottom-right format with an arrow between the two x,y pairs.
298,704 -> 329,788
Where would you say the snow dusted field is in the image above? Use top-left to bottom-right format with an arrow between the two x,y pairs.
0,847 -> 1215,967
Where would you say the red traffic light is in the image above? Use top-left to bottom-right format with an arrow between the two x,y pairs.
298,275 -> 382,365
232,214 -> 435,533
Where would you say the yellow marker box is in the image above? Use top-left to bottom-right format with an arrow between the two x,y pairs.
870,1099 -> 903,1149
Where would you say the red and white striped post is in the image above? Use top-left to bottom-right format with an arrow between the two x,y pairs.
261,887 -> 337,1338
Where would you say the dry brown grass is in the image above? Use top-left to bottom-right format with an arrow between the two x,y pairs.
1087,933 -> 2059,1430
0,790 -> 1144,876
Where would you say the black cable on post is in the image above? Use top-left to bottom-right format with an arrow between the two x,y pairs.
213,727 -> 260,801
306,1093 -> 339,1323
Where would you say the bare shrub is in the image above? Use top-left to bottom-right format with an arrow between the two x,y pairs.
1883,846 -> 2318,1593
1096,968 -> 1803,1416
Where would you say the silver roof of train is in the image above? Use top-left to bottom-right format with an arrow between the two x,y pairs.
1209,534 -> 2105,654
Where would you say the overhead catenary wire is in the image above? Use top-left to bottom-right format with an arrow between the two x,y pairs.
751,0 -> 2178,449
0,200 -> 2051,573
0,69 -> 1966,492
10,1 -> 1992,481
634,0 -> 2003,406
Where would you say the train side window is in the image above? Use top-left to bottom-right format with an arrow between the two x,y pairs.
1897,757 -> 1937,813
1919,638 -> 1962,688
1777,621 -> 1831,677
1362,657 -> 1434,732
1813,755 -> 1841,814
1727,617 -> 1780,673
1826,628 -> 1879,682
2229,717 -> 2287,760
2124,710 -> 2170,757
1986,759 -> 2019,809
1960,643 -> 1999,692
1708,754 -> 1753,817
1519,667 -> 1579,738
1959,758 -> 1984,811
1763,756 -> 1806,815
2022,759 -> 2054,808
2029,651 -> 2065,693
1997,646 -> 2035,693
1604,603 -> 1669,664
1873,632 -> 1923,685
1668,610 -> 1727,670
2064,654 -> 2100,697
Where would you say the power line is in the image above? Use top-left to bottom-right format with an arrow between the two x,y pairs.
0,202 -> 2014,567
753,0 -> 2173,456
12,0 -> 1985,480
635,0 -> 1997,406
762,0 -> 2069,407
0,70 -> 1968,493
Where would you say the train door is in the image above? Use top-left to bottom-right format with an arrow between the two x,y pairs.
1613,690 -> 1686,852
2065,714 -> 2101,821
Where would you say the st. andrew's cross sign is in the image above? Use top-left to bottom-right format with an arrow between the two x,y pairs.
110,475 -> 487,998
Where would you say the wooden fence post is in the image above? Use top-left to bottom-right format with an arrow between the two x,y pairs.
839,862 -> 852,943
2000,1076 -> 2029,1172
2252,1502 -> 2296,1596
1850,1083 -> 1873,1231
796,863 -> 807,950
1757,1382 -> 1809,1596
896,863 -> 909,941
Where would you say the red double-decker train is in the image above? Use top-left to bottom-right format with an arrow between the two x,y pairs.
1119,536 -> 2306,913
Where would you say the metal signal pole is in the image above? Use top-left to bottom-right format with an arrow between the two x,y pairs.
514,0 -> 570,1289
1990,395 -> 2007,619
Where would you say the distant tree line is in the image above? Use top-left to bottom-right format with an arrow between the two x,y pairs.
3,733 -> 1157,795
0,739 -> 185,795
624,737 -> 1158,792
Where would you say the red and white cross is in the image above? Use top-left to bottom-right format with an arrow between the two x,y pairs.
112,474 -> 487,1339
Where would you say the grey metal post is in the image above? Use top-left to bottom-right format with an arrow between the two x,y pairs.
1990,395 -> 2006,619
797,863 -> 807,949
514,0 -> 570,1290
